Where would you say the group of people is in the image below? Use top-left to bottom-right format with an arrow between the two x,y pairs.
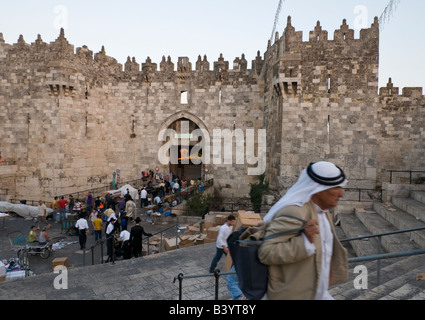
73,190 -> 153,263
34,161 -> 348,300
28,224 -> 52,250
44,195 -> 80,223
138,176 -> 206,208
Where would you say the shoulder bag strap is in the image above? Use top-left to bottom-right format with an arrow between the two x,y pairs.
262,214 -> 308,241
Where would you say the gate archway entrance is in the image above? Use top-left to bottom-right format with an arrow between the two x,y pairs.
158,112 -> 210,181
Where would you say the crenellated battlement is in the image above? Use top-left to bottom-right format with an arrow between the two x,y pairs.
264,16 -> 380,100
0,28 -> 264,89
268,16 -> 379,49
379,78 -> 424,99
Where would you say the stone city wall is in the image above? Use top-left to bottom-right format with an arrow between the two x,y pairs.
0,17 -> 424,203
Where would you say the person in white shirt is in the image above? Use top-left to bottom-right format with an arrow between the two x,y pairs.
140,188 -> 148,207
75,216 -> 89,250
209,215 -> 236,273
120,229 -> 131,260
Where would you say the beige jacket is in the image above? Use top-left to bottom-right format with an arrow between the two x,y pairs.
258,200 -> 348,300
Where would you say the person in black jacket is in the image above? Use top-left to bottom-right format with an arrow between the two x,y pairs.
130,217 -> 153,258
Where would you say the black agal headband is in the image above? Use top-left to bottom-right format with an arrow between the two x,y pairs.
307,162 -> 346,186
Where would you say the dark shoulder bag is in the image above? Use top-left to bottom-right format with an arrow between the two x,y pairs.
227,215 -> 307,300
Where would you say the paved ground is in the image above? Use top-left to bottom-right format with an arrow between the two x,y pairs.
0,208 -> 231,301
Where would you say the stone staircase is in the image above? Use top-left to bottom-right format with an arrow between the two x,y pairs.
330,190 -> 425,300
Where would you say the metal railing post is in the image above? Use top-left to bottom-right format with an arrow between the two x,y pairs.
214,270 -> 221,300
173,273 -> 184,300
377,236 -> 382,286
100,241 -> 104,264
112,236 -> 115,264
176,224 -> 179,250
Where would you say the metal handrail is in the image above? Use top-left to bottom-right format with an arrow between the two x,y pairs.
173,225 -> 425,299
341,225 -> 425,285
173,269 -> 236,300
340,226 -> 425,242
81,223 -> 183,264
348,248 -> 425,263
341,188 -> 383,203
389,170 -> 425,184
82,240 -> 105,266
142,224 -> 180,255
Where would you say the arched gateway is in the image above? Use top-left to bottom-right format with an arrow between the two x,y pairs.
158,111 -> 210,180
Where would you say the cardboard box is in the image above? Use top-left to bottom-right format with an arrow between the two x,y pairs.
52,257 -> 68,270
202,221 -> 214,233
207,226 -> 221,240
185,225 -> 200,235
225,252 -> 234,272
204,237 -> 216,244
164,237 -> 181,251
235,212 -> 262,230
194,234 -> 207,245
215,214 -> 227,225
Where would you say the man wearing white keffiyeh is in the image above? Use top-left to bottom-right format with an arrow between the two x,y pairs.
258,161 -> 349,300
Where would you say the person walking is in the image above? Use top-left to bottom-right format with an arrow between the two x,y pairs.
51,196 -> 60,223
68,195 -> 75,214
37,200 -> 48,229
105,218 -> 117,263
130,217 -> 152,258
120,229 -> 131,260
209,215 -> 236,273
75,215 -> 89,250
140,188 -> 148,208
86,192 -> 94,218
57,196 -> 69,223
258,161 -> 349,300
125,197 -> 136,220
92,213 -> 103,242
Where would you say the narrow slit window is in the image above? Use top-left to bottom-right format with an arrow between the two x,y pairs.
181,91 -> 188,104
291,82 -> 298,97
283,82 -> 289,97
327,76 -> 331,93
219,88 -> 222,104
327,115 -> 331,135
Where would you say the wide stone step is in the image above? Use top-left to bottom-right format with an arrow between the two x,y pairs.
373,202 -> 425,248
331,253 -> 425,300
392,197 -> 425,222
409,289 -> 425,300
411,190 -> 425,205
355,208 -> 419,253
329,257 -> 404,300
379,284 -> 424,300
353,255 -> 425,300
340,213 -> 381,257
